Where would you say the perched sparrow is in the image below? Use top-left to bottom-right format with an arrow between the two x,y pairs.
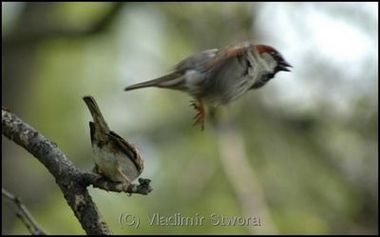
124,41 -> 292,129
83,96 -> 143,184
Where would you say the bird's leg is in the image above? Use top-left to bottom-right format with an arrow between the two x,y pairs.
190,99 -> 205,130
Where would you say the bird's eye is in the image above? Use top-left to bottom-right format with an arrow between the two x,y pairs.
271,51 -> 278,57
270,52 -> 283,61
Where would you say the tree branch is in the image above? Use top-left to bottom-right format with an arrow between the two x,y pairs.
81,173 -> 152,195
2,107 -> 152,234
2,188 -> 46,235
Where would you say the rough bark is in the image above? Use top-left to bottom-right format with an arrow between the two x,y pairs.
2,108 -> 152,234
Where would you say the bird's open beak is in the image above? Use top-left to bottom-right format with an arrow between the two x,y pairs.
277,60 -> 292,72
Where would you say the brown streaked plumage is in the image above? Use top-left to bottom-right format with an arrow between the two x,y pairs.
83,96 -> 143,184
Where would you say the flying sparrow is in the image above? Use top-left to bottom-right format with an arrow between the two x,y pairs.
124,41 -> 292,129
83,96 -> 143,184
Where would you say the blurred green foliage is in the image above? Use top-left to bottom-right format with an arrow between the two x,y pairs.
2,2 -> 378,234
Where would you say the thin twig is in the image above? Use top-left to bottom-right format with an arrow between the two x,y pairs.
2,188 -> 46,235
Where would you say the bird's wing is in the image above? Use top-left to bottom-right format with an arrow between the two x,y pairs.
108,131 -> 143,172
205,43 -> 253,83
175,48 -> 219,72
208,42 -> 251,71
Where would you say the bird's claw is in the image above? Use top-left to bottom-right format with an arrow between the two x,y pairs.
190,100 -> 205,130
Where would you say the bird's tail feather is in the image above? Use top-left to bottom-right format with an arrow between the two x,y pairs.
83,96 -> 110,133
124,72 -> 185,91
